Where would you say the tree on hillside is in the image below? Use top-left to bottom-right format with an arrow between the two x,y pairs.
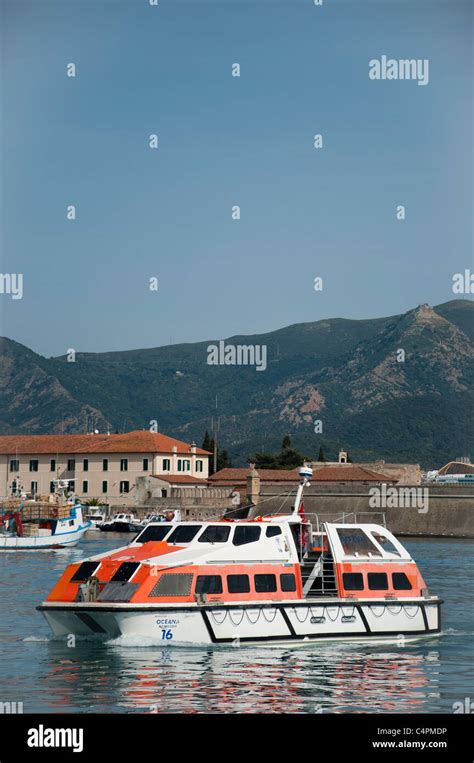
217,449 -> 232,471
317,446 -> 326,462
249,438 -> 306,470
202,432 -> 232,474
202,431 -> 212,452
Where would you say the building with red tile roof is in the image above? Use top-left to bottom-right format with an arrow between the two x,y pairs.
0,430 -> 211,504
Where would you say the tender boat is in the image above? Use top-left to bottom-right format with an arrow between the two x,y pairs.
0,501 -> 91,550
38,467 -> 441,644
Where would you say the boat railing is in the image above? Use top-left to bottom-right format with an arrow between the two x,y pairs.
306,511 -> 387,532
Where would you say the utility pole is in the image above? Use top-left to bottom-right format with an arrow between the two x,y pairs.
212,395 -> 219,474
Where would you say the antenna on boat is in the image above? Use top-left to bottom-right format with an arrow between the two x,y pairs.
292,465 -> 313,514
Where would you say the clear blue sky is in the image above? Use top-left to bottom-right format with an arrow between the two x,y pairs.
1,0 -> 472,357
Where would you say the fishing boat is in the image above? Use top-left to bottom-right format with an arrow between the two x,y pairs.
0,500 -> 91,550
38,467 -> 441,644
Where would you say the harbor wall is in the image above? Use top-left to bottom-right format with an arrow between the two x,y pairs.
255,483 -> 474,538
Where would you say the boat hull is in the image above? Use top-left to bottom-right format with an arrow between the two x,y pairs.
98,523 -> 138,533
0,525 -> 90,550
38,598 -> 441,644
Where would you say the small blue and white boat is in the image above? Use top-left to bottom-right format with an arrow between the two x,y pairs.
0,501 -> 92,550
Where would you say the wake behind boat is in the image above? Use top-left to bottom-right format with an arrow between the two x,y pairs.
38,467 -> 441,644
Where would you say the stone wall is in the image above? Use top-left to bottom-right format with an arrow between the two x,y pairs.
254,483 -> 474,538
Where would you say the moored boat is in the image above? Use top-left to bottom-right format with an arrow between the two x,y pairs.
97,512 -> 142,533
38,468 -> 442,644
84,507 -> 106,529
0,501 -> 91,550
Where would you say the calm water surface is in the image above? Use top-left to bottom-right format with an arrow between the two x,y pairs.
0,534 -> 472,713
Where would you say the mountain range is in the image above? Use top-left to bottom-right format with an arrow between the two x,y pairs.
0,299 -> 473,468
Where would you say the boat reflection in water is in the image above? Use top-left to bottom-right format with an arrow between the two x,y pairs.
38,639 -> 441,714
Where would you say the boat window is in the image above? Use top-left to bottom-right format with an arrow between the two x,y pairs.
70,561 -> 100,582
342,572 -> 364,591
266,526 -> 282,538
167,525 -> 201,544
336,528 -> 382,557
280,573 -> 296,592
255,574 -> 277,593
233,526 -> 261,546
367,572 -> 389,590
195,575 -> 223,594
111,562 -> 140,583
135,525 -> 171,543
149,573 -> 194,597
198,525 -> 231,544
392,572 -> 413,590
371,532 -> 401,556
227,574 -> 250,593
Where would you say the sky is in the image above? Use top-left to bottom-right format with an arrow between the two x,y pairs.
0,0 -> 472,357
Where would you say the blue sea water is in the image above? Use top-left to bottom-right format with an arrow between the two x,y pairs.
0,534 -> 472,713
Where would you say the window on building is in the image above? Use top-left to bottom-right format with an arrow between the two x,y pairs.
233,526 -> 261,546
50,459 -> 56,472
342,572 -> 364,591
198,525 -> 231,543
143,458 -> 149,471
196,460 -> 203,472
178,459 -> 190,472
83,459 -> 89,472
67,459 -> 75,472
227,574 -> 251,594
119,481 -> 130,494
266,526 -> 282,538
163,458 -> 171,471
167,525 -> 201,544
67,480 -> 75,492
82,481 -> 88,494
50,481 -> 55,494
103,459 -> 108,472
195,575 -> 223,595
102,481 -> 108,494
336,528 -> 382,557
280,573 -> 297,592
29,460 -> 39,472
120,459 -> 128,472
10,459 -> 19,472
255,574 -> 277,593
392,572 -> 413,590
367,572 -> 389,590
30,481 -> 38,495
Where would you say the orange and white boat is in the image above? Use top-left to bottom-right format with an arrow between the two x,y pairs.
38,468 -> 441,645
